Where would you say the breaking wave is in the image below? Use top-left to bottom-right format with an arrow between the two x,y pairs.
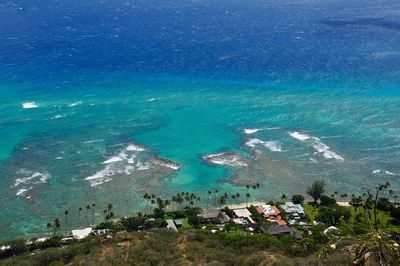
85,142 -> 179,186
203,152 -> 248,167
22,102 -> 38,109
245,138 -> 282,152
289,131 -> 344,161
14,170 -> 51,197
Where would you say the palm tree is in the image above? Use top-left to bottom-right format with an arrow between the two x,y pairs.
77,207 -> 82,228
91,203 -> 96,226
64,210 -> 69,234
104,203 -> 114,221
86,205 -> 91,226
171,195 -> 177,211
219,196 -> 226,208
236,193 -> 240,204
164,199 -> 170,211
214,189 -> 218,207
388,190 -> 394,201
246,192 -> 251,208
53,218 -> 61,237
46,222 -> 52,236
207,191 -> 212,209
281,194 -> 287,201
174,193 -> 183,210
144,193 -> 154,213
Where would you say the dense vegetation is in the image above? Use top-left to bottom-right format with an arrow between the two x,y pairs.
1,180 -> 400,265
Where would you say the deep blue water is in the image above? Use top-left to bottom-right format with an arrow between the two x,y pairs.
0,0 -> 400,239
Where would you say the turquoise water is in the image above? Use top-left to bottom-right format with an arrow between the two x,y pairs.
1,0 -> 400,239
1,74 -> 399,239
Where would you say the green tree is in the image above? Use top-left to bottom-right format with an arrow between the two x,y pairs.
316,205 -> 351,225
91,203 -> 96,226
64,210 -> 69,234
207,190 -> 212,209
307,180 -> 326,203
53,218 -> 61,237
320,195 -> 336,206
86,205 -> 91,226
246,192 -> 251,208
46,222 -> 52,236
77,207 -> 82,228
292,194 -> 305,204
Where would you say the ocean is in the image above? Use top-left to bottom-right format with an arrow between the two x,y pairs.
0,0 -> 400,239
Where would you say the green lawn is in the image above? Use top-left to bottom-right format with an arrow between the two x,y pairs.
348,207 -> 391,227
181,218 -> 192,229
303,203 -> 392,228
303,203 -> 319,222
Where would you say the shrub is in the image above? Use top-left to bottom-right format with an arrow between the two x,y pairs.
316,206 -> 351,225
377,198 -> 393,212
390,206 -> 400,225
248,205 -> 264,223
0,239 -> 28,259
307,180 -> 325,203
185,207 -> 203,227
320,195 -> 336,206
292,194 -> 305,204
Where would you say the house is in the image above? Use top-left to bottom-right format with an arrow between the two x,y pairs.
259,204 -> 281,219
280,202 -> 305,217
93,229 -> 110,235
323,226 -> 340,235
71,227 -> 92,239
261,224 -> 302,239
166,219 -> 178,232
233,208 -> 256,224
200,209 -> 230,224
174,219 -> 183,228
276,219 -> 287,225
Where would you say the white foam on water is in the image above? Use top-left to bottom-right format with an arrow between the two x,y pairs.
16,187 -> 33,196
319,149 -> 344,161
203,152 -> 247,167
385,171 -> 396,176
263,141 -> 282,152
85,142 -> 180,186
245,138 -> 264,147
14,171 -> 51,187
245,138 -> 282,152
56,156 -> 63,160
102,156 -> 124,164
51,114 -> 64,120
68,101 -> 82,107
85,163 -> 117,187
84,139 -> 105,144
144,97 -> 161,102
243,127 -> 280,134
136,162 -> 151,170
373,169 -> 397,176
151,158 -> 181,170
126,144 -> 146,152
289,131 -> 311,141
289,131 -> 343,161
244,128 -> 262,134
22,102 -> 38,109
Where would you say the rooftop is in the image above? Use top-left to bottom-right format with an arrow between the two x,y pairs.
280,202 -> 304,214
233,208 -> 252,218
72,227 -> 92,240
200,209 -> 221,219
